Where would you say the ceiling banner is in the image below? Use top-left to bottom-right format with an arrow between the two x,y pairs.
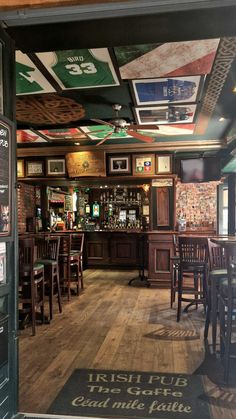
16,51 -> 55,95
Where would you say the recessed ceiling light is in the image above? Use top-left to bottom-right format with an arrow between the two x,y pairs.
233,86 -> 236,93
74,142 -> 80,145
219,117 -> 225,122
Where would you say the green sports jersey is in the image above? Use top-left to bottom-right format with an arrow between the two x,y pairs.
16,62 -> 44,94
51,49 -> 116,88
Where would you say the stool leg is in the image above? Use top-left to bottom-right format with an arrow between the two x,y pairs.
211,279 -> 218,353
31,280 -> 36,336
49,266 -> 53,320
80,257 -> 84,290
177,269 -> 182,322
56,266 -> 62,313
204,283 -> 211,340
67,259 -> 71,301
170,263 -> 175,308
224,298 -> 233,382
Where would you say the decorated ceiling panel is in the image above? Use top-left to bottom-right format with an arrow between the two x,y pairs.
15,37 -> 236,151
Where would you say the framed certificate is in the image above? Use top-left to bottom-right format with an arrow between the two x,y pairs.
156,155 -> 172,174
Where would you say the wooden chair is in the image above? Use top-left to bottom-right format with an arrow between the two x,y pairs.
170,234 -> 180,307
71,233 -> 84,289
36,235 -> 62,320
219,243 -> 236,382
19,237 -> 45,336
177,236 -> 208,322
58,234 -> 80,300
204,239 -> 227,352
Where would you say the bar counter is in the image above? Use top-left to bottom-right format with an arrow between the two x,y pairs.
19,229 -> 217,287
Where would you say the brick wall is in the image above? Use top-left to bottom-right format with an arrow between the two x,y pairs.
176,181 -> 220,228
17,183 -> 36,234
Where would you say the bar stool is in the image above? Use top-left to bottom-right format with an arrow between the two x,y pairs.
71,233 -> 85,289
36,235 -> 62,320
219,243 -> 236,382
19,237 -> 45,336
204,239 -> 227,352
177,236 -> 208,322
59,234 -> 80,300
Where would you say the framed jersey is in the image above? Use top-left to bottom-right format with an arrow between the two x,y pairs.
36,48 -> 120,90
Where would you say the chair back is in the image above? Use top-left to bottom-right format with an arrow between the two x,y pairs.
207,238 -> 226,270
35,236 -> 48,260
178,236 -> 208,267
225,243 -> 236,299
71,233 -> 84,254
45,236 -> 61,262
59,234 -> 72,256
19,237 -> 35,277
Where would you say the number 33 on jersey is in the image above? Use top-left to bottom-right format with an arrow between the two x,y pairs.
37,49 -> 120,89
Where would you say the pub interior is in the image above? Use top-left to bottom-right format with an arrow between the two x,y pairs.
3,2 -> 236,419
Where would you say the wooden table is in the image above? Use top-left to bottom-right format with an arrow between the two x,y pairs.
211,236 -> 236,246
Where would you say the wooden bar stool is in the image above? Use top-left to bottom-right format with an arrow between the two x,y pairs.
59,234 -> 80,300
19,237 -> 45,336
71,233 -> 84,289
204,239 -> 227,352
36,235 -> 62,320
177,236 -> 208,322
219,243 -> 236,382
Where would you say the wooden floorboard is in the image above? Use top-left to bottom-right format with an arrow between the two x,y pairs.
19,269 -> 236,418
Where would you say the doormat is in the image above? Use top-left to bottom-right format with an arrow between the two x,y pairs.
48,369 -> 211,418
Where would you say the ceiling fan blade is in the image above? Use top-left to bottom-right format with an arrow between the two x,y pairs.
91,118 -> 114,128
129,124 -> 159,130
95,131 -> 114,146
127,129 -> 155,143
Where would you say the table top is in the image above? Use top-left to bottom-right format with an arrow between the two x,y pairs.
211,236 -> 236,246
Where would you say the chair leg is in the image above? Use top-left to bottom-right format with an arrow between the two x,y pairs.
76,262 -> 80,296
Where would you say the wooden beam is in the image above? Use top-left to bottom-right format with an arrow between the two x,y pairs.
0,0 -> 129,11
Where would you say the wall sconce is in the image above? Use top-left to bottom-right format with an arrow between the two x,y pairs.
142,184 -> 150,195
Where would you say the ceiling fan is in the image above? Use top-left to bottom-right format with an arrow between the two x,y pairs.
88,104 -> 159,146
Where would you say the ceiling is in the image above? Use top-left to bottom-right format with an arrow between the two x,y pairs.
3,0 -> 236,157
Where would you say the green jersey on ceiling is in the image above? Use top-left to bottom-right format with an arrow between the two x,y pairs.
36,48 -> 119,89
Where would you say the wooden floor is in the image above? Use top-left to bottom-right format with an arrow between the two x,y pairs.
19,269 -> 236,418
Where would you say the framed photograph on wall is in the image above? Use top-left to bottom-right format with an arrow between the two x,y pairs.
132,76 -> 202,106
132,154 -> 155,176
134,104 -> 197,125
46,158 -> 66,176
107,155 -> 131,175
156,155 -> 172,174
17,159 -> 24,178
25,160 -> 44,177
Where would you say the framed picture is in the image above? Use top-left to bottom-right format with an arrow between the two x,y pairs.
36,48 -> 120,90
66,151 -> 106,177
46,158 -> 66,176
17,159 -> 24,178
25,160 -> 44,177
132,76 -> 202,105
107,155 -> 131,175
132,154 -> 155,176
134,104 -> 197,125
156,155 -> 172,174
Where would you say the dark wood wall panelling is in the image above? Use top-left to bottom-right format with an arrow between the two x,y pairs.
17,183 -> 36,234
